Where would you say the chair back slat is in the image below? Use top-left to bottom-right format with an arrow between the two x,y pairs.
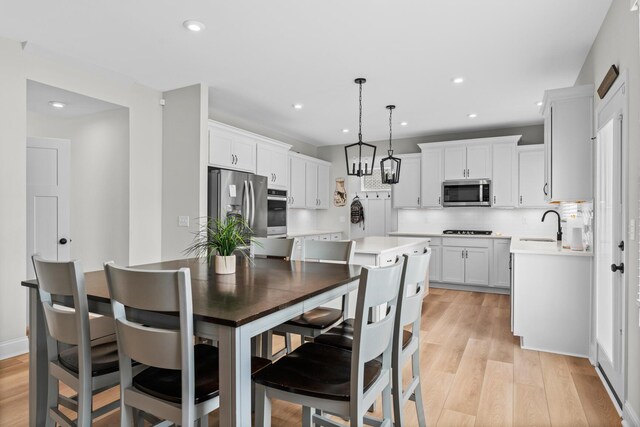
116,319 -> 182,370
32,258 -> 76,296
253,237 -> 295,258
105,265 -> 182,312
352,259 -> 403,364
304,240 -> 355,264
42,304 -> 79,345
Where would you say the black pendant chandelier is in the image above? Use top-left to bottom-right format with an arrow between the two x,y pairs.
344,78 -> 376,177
380,105 -> 401,184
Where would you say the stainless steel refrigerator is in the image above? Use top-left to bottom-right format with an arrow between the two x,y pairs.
208,168 -> 268,237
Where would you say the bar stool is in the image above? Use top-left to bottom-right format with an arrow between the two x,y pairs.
32,255 -> 121,427
104,262 -> 271,426
253,258 -> 404,426
315,249 -> 431,426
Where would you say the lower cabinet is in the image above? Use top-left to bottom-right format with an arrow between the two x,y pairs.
442,247 -> 466,284
492,239 -> 511,289
428,245 -> 442,282
441,245 -> 489,286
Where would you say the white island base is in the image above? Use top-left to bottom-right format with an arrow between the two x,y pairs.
512,251 -> 592,357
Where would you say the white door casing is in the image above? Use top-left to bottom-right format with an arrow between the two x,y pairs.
595,74 -> 627,404
26,137 -> 71,279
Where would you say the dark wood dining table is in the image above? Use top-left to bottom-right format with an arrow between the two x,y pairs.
22,257 -> 362,426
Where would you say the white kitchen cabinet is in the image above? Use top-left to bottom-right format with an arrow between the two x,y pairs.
492,142 -> 518,207
289,152 -> 331,210
392,154 -> 421,208
257,143 -> 289,190
518,145 -> 547,208
208,122 -> 256,173
442,246 -> 466,284
305,161 -> 318,208
317,164 -> 330,209
289,156 -> 306,208
443,145 -> 467,180
419,145 -> 443,207
444,143 -> 492,180
429,245 -> 442,282
331,233 -> 342,241
491,239 -> 511,288
464,247 -> 490,285
542,85 -> 593,202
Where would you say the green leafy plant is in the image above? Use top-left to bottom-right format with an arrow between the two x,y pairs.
184,216 -> 257,262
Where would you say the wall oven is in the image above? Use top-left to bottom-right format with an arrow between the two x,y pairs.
267,189 -> 288,237
442,179 -> 492,207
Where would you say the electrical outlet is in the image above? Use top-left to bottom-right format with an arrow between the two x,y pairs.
178,216 -> 190,227
339,216 -> 346,223
630,218 -> 636,241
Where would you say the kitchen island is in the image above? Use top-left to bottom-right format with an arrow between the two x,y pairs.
510,236 -> 593,357
352,236 -> 430,267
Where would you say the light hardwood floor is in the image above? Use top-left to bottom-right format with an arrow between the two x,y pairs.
0,289 -> 621,426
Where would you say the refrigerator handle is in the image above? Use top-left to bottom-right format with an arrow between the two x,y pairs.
243,180 -> 249,224
249,180 -> 256,228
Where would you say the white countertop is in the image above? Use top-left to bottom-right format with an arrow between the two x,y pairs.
388,231 -> 511,240
352,236 -> 430,255
287,229 -> 343,238
510,236 -> 593,257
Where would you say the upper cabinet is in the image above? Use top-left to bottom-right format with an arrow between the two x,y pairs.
391,154 -> 422,208
289,152 -> 331,210
541,85 -> 594,202
491,139 -> 519,208
208,120 -> 292,189
257,141 -> 289,190
208,121 -> 256,173
444,142 -> 491,180
418,144 -> 443,208
518,145 -> 547,208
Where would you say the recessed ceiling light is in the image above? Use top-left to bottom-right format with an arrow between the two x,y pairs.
536,101 -> 543,107
342,129 -> 349,133
183,20 -> 205,32
292,103 -> 303,110
452,77 -> 465,84
468,113 -> 478,118
49,101 -> 66,109
400,121 -> 408,126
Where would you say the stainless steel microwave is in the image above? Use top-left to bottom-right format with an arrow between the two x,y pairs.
442,179 -> 492,207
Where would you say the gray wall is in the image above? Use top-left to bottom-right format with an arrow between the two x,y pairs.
575,0 -> 640,419
27,109 -> 130,272
161,84 -> 209,261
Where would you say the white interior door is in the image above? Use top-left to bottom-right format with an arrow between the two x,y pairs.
595,80 -> 626,404
26,137 -> 70,279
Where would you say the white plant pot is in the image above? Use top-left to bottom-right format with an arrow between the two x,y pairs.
214,255 -> 236,275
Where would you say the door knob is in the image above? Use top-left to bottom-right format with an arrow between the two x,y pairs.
59,238 -> 68,245
611,263 -> 624,273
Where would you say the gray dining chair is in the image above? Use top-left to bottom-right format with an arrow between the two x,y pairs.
314,248 -> 431,426
272,239 -> 356,355
32,255 -> 121,427
252,237 -> 295,259
104,261 -> 271,426
253,258 -> 404,427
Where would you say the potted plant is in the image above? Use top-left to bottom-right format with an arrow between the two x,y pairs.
184,216 -> 255,274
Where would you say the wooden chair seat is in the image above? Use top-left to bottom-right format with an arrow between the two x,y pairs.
133,344 -> 271,404
58,334 -> 120,377
284,307 -> 343,329
315,319 -> 413,351
253,342 -> 381,401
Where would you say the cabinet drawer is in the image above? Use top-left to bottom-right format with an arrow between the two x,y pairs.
331,233 -> 342,241
429,237 -> 442,246
379,252 -> 399,266
442,237 -> 490,248
318,234 -> 331,241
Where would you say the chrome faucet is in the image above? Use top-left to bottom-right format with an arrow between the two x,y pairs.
542,210 -> 562,248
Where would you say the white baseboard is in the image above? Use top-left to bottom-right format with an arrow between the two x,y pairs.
624,401 -> 640,427
0,336 -> 29,360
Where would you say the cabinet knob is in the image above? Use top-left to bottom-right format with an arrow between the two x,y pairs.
519,195 -> 523,204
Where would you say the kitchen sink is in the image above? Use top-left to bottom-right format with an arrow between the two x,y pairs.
520,237 -> 555,242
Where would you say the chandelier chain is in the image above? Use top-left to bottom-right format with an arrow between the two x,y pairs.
358,81 -> 363,142
388,107 -> 393,153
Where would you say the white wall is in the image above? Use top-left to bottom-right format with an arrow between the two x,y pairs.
161,84 -> 209,261
397,208 -> 557,237
0,36 -> 163,358
574,1 -> 640,421
27,109 -> 130,272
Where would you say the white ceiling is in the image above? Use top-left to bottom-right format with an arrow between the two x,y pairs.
27,80 -> 124,118
3,0 -> 611,146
